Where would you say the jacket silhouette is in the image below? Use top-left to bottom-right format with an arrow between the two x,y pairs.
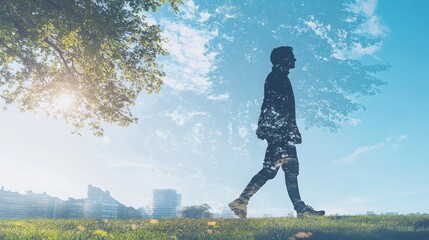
256,61 -> 301,144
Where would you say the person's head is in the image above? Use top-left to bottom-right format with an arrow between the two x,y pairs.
270,46 -> 296,70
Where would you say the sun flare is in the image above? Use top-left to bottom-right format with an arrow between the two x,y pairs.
53,93 -> 75,112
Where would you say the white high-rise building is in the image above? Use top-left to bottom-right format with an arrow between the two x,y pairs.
145,189 -> 181,219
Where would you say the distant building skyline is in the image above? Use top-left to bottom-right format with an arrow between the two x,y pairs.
0,185 -> 141,219
1,185 -> 195,219
0,185 -> 412,219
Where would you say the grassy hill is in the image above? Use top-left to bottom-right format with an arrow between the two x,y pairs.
1,215 -> 429,239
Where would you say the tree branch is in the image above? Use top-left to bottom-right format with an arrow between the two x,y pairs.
70,57 -> 83,75
0,37 -> 31,65
43,37 -> 72,74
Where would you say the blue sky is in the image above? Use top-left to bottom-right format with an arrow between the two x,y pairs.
1,0 -> 428,217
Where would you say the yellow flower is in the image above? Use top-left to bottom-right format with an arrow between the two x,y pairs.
207,221 -> 216,226
149,219 -> 159,224
131,224 -> 138,230
12,221 -> 25,227
77,225 -> 86,232
207,229 -> 214,234
94,229 -> 108,237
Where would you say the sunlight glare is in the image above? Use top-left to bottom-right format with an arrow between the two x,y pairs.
54,93 -> 75,112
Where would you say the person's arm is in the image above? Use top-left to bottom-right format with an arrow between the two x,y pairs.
256,74 -> 281,140
285,80 -> 302,144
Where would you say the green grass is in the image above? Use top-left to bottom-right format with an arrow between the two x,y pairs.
0,215 -> 428,239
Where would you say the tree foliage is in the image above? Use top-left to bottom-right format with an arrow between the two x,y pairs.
181,204 -> 212,219
198,0 -> 389,131
0,0 -> 182,135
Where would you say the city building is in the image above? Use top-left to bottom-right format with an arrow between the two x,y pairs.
384,212 -> 399,216
84,185 -> 121,219
0,185 -> 142,219
145,189 -> 181,218
26,191 -> 66,218
66,198 -> 85,218
0,187 -> 66,219
0,187 -> 27,219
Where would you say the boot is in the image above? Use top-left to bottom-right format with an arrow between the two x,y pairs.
228,198 -> 248,218
294,200 -> 325,218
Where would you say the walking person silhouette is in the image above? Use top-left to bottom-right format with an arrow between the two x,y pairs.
229,46 -> 325,218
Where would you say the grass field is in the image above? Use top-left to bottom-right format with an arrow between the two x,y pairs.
1,215 -> 429,239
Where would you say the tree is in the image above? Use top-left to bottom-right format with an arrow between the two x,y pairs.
181,204 -> 212,219
0,0 -> 182,136
198,0 -> 389,131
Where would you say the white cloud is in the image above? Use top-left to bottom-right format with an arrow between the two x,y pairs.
347,0 -> 378,16
337,143 -> 383,164
155,129 -> 169,140
179,1 -> 211,22
144,15 -> 157,26
180,0 -> 198,20
335,135 -> 408,164
215,5 -> 239,20
165,107 -> 209,126
206,93 -> 229,101
397,135 -> 408,141
304,0 -> 388,60
304,17 -> 331,39
347,0 -> 388,37
333,42 -> 382,60
198,11 -> 211,22
304,16 -> 383,60
238,126 -> 249,142
222,34 -> 234,42
357,15 -> 389,37
231,145 -> 249,156
385,135 -> 408,142
226,122 -> 250,156
349,118 -> 362,126
189,122 -> 204,146
160,20 -> 218,94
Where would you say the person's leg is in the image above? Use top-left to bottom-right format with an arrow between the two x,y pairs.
240,167 -> 278,201
281,156 -> 325,217
281,157 -> 302,207
229,143 -> 279,218
229,166 -> 279,218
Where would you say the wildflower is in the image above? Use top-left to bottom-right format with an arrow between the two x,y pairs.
150,219 -> 159,224
207,229 -> 214,234
77,225 -> 86,232
131,224 -> 138,230
94,229 -> 108,237
207,221 -> 216,226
